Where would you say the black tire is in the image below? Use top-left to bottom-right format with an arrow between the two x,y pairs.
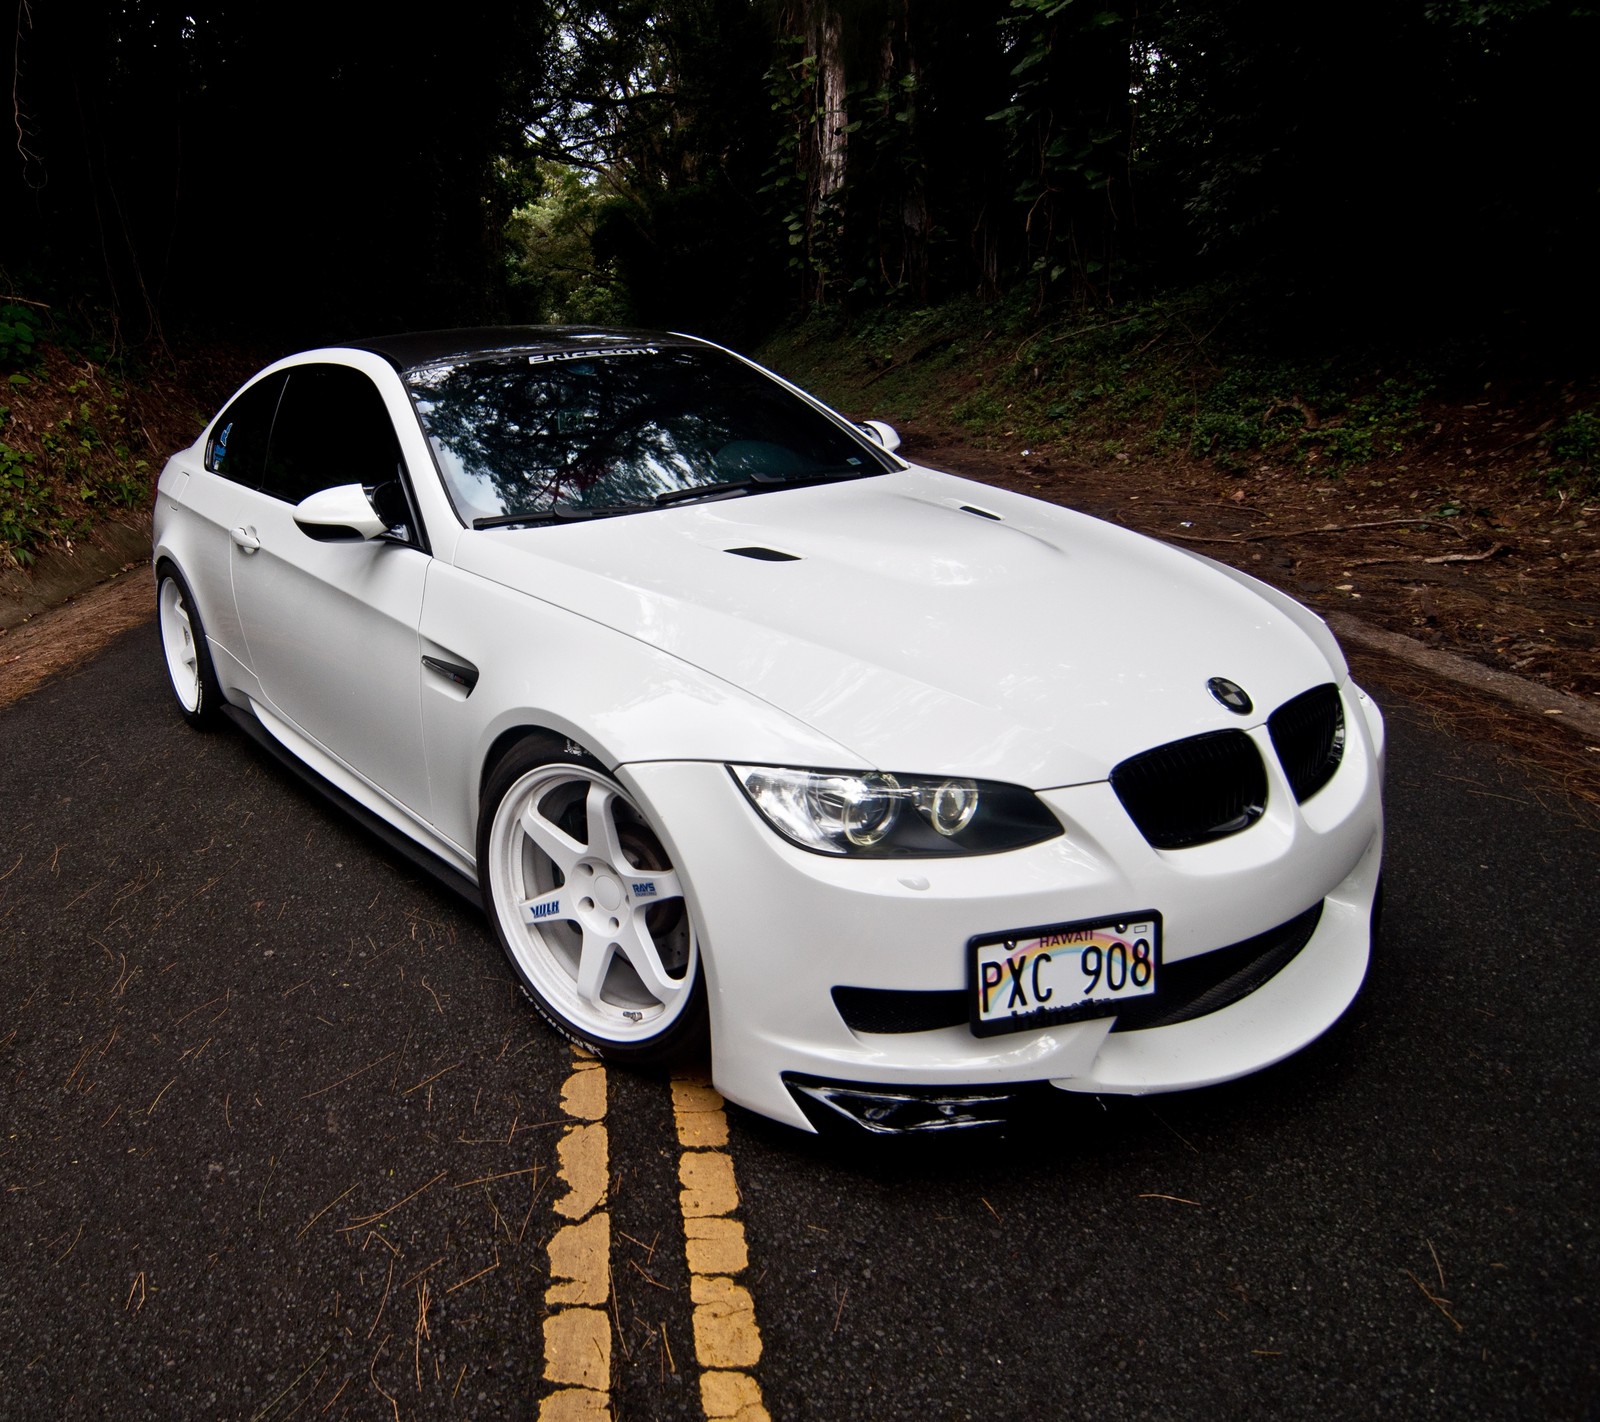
155,562 -> 224,729
477,735 -> 709,1066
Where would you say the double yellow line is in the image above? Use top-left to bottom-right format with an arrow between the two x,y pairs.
538,1051 -> 770,1421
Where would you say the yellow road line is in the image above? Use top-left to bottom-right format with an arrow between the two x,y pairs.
540,1051 -> 611,1419
671,1078 -> 771,1422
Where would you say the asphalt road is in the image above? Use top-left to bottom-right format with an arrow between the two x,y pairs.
1,626 -> 1595,1420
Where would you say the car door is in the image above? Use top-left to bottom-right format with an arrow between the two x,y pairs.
227,361 -> 433,820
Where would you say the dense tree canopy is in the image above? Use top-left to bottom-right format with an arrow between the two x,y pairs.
4,0 -> 1594,354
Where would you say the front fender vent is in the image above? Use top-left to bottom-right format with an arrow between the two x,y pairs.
1110,730 -> 1267,850
726,546 -> 800,562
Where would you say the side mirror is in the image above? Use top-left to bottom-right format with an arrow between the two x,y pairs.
859,419 -> 902,454
294,483 -> 390,541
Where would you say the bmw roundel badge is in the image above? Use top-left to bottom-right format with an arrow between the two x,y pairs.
1207,677 -> 1253,715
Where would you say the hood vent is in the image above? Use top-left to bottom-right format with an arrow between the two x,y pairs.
959,504 -> 1002,521
726,546 -> 800,562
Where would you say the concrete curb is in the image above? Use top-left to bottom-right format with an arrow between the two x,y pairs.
1326,611 -> 1600,741
0,516 -> 151,631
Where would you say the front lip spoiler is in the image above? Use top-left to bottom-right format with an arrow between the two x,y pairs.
783,1074 -> 1048,1135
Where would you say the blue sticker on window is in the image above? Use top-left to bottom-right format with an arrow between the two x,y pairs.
214,420 -> 233,468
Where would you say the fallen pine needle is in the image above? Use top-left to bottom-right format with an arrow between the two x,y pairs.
452,1165 -> 538,1190
175,992 -> 228,1026
1139,1192 -> 1202,1205
248,1342 -> 330,1422
369,1335 -> 400,1422
50,1222 -> 84,1266
301,1050 -> 397,1101
1427,1237 -> 1447,1293
402,1061 -> 462,1096
146,1076 -> 179,1116
296,1184 -> 358,1241
1405,1268 -> 1465,1333
445,1247 -> 500,1295
320,1375 -> 351,1412
629,1258 -> 670,1290
400,1257 -> 444,1291
367,1258 -> 396,1340
341,1170 -> 447,1232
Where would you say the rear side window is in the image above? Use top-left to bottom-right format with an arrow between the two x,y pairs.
206,371 -> 287,485
261,365 -> 403,506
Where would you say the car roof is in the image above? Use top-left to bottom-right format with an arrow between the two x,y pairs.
347,326 -> 706,376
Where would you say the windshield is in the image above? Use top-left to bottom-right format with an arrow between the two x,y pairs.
403,345 -> 891,525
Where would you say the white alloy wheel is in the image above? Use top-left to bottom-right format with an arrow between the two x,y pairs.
483,756 -> 704,1061
156,566 -> 222,728
159,576 -> 202,711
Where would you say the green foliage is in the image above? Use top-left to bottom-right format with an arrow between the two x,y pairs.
0,372 -> 154,566
763,285 -> 1441,480
0,305 -> 39,369
0,436 -> 71,567
986,0 -> 1129,305
504,162 -> 631,325
762,38 -> 821,282
1541,408 -> 1599,496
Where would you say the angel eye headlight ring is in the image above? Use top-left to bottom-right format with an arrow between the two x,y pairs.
730,766 -> 1061,857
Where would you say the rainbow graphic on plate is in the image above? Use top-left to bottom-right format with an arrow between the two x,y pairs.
972,915 -> 1159,1034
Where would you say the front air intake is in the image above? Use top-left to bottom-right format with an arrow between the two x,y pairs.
1110,730 -> 1267,850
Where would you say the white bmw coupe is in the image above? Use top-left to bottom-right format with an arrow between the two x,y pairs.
152,328 -> 1384,1134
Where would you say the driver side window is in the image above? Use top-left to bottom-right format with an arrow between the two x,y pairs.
261,365 -> 404,506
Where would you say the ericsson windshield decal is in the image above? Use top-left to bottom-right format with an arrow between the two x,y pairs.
527,346 -> 660,365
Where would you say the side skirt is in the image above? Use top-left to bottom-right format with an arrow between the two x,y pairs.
220,703 -> 480,906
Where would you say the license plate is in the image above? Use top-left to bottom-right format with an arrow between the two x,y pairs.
969,912 -> 1161,1038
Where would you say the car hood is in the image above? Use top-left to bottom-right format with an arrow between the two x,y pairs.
452,468 -> 1342,786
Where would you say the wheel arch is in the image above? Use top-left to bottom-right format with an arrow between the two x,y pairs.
478,723 -> 601,807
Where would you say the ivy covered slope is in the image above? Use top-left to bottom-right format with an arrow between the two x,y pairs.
764,292 -> 1599,497
0,306 -> 255,572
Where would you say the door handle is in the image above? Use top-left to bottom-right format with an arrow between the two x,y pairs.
230,525 -> 261,554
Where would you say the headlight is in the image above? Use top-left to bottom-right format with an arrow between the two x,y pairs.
730,765 -> 1062,857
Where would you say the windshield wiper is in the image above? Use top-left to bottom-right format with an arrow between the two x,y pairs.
472,504 -> 632,530
653,477 -> 776,508
654,467 -> 876,508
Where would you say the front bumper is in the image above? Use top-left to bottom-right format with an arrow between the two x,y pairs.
620,684 -> 1385,1133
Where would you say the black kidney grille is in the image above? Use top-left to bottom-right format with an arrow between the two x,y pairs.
1268,683 -> 1346,803
1110,730 -> 1267,850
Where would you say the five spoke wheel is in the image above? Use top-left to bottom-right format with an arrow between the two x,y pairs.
481,750 -> 705,1062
